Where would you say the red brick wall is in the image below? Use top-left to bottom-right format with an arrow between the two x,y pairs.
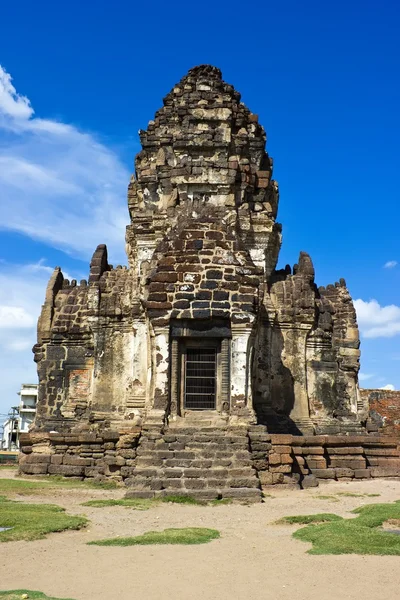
68,369 -> 91,401
361,388 -> 400,435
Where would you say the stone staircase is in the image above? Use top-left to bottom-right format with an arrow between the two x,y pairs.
124,423 -> 262,502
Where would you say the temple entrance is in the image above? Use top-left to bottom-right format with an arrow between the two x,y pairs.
169,319 -> 231,417
184,347 -> 217,410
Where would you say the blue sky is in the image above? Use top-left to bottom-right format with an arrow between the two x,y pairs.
0,0 -> 399,416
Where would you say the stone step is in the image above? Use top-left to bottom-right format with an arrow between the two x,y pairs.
124,423 -> 262,503
128,466 -> 256,479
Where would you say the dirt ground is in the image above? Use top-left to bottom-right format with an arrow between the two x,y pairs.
0,470 -> 399,600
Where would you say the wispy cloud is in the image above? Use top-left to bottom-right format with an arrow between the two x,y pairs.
0,260 -> 56,413
383,260 -> 398,269
380,384 -> 395,391
354,298 -> 400,338
0,64 -> 130,264
359,372 -> 375,382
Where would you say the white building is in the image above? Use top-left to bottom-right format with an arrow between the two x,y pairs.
18,383 -> 38,434
1,384 -> 38,450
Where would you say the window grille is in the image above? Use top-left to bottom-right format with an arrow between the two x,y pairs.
184,348 -> 216,410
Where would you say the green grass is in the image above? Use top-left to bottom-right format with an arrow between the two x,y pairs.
0,476 -> 116,497
314,493 -> 381,501
82,495 -> 231,509
88,527 -> 220,546
0,591 -> 75,600
162,494 -> 206,505
314,495 -> 339,502
282,501 -> 400,555
277,513 -> 343,525
0,496 -> 87,542
82,498 -> 153,510
336,492 -> 381,498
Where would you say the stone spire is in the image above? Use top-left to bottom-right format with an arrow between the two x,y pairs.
128,64 -> 277,215
126,64 -> 282,275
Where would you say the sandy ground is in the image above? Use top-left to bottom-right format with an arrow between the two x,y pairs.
0,470 -> 399,600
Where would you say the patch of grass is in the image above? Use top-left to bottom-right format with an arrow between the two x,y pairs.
160,495 -> 204,505
88,527 -> 220,546
0,496 -> 87,542
0,476 -> 116,497
289,501 -> 400,555
314,495 -> 339,502
337,492 -> 381,498
0,591 -> 75,600
82,495 -> 231,509
43,475 -> 117,490
277,513 -> 343,525
209,498 -> 232,505
82,498 -> 153,510
0,465 -> 16,469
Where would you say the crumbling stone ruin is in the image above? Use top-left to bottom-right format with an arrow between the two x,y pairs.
20,65 -> 400,499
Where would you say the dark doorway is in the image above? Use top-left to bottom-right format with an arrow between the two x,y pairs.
184,347 -> 217,410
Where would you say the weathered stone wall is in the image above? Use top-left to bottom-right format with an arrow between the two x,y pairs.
19,430 -> 141,483
19,429 -> 400,490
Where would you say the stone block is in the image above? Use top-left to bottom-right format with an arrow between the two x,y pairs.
270,464 -> 292,473
268,453 -> 281,465
85,466 -> 105,477
301,474 -> 319,488
48,464 -> 84,477
335,468 -> 354,478
270,434 -> 293,445
271,445 -> 291,454
354,469 -> 371,479
19,463 -> 48,475
164,468 -> 183,478
280,454 -> 293,464
125,490 -> 155,499
120,466 -> 136,477
161,478 -> 184,489
174,451 -> 196,460
312,468 -> 336,479
150,479 -> 164,490
20,453 -> 52,464
306,459 -> 327,469
220,488 -> 262,500
259,471 -> 274,485
63,456 -> 92,466
117,449 -> 136,459
183,478 -> 207,490
303,447 -> 325,455
228,477 -> 259,489
327,446 -> 364,455
370,467 -> 400,477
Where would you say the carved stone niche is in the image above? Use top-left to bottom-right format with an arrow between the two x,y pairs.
169,319 -> 231,417
61,360 -> 93,419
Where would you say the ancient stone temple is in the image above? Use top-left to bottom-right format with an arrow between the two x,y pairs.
20,65 -> 400,498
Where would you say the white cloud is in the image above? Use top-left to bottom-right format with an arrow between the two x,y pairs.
0,260 -> 49,415
359,372 -> 375,382
0,306 -> 35,328
383,261 -> 397,269
5,338 -> 33,352
0,66 -> 33,119
0,64 -> 131,264
380,384 -> 395,391
354,298 -> 400,338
